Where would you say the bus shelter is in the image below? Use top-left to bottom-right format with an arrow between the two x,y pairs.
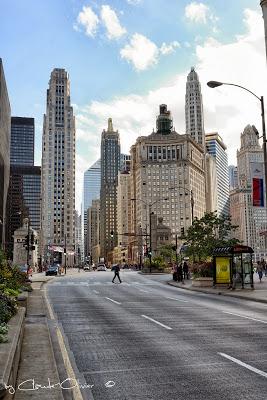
213,245 -> 254,289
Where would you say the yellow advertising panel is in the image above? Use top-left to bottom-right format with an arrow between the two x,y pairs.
216,257 -> 231,283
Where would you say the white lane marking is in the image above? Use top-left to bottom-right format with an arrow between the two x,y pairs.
93,290 -> 99,294
165,296 -> 188,303
141,315 -> 172,330
137,289 -> 150,293
105,297 -> 121,305
223,311 -> 267,324
219,353 -> 267,378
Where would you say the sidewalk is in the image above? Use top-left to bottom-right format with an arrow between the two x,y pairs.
14,278 -> 64,399
168,274 -> 267,304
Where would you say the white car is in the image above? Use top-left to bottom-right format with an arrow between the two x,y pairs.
97,264 -> 107,271
83,264 -> 90,271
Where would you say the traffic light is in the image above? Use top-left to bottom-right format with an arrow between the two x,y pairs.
172,245 -> 176,251
24,234 -> 30,250
181,227 -> 185,236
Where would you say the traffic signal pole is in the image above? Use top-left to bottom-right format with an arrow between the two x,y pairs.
26,219 -> 30,275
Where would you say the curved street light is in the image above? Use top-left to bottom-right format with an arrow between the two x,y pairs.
207,80 -> 267,218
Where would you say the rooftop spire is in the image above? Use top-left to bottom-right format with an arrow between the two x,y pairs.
108,118 -> 113,132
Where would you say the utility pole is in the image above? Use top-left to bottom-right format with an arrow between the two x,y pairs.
149,205 -> 152,274
191,190 -> 194,222
26,219 -> 30,275
64,234 -> 67,275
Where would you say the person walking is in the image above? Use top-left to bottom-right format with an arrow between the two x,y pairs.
257,261 -> 263,283
112,264 -> 122,283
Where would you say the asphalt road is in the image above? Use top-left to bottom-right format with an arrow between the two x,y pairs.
46,270 -> 267,400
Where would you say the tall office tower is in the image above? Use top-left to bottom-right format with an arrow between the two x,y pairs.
117,170 -> 131,260
130,104 -> 206,262
83,159 -> 101,258
0,59 -> 11,249
205,132 -> 230,216
185,67 -> 205,147
75,211 -> 82,261
100,118 -> 121,261
230,125 -> 267,261
6,117 -> 40,258
87,199 -> 100,263
6,166 -> 41,257
205,153 -> 218,213
41,68 -> 76,260
229,165 -> 238,191
11,117 -> 34,166
120,153 -> 131,172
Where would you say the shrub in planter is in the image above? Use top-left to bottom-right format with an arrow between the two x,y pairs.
0,323 -> 8,343
0,293 -> 17,324
192,262 -> 213,278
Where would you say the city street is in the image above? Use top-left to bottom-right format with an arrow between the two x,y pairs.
45,270 -> 267,400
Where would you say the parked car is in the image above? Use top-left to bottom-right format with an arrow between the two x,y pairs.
97,264 -> 107,271
18,265 -> 33,276
84,264 -> 90,271
46,264 -> 59,276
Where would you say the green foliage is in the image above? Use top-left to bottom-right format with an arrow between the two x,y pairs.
159,244 -> 176,262
0,323 -> 9,343
0,250 -> 30,327
191,262 -> 213,278
181,212 -> 240,262
0,293 -> 17,324
144,255 -> 167,272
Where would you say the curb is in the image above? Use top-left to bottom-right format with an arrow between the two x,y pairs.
167,281 -> 267,304
0,308 -> 25,399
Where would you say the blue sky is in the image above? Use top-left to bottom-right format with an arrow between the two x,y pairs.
1,0 -> 265,209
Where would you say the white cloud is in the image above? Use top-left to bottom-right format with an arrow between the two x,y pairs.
101,5 -> 127,40
185,1 -> 219,32
127,0 -> 142,4
120,35 -> 181,70
185,2 -> 210,23
75,8 -> 267,208
120,33 -> 159,71
76,6 -> 99,37
160,41 -> 180,55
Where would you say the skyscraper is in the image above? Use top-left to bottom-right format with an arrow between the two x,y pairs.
100,118 -> 120,260
41,68 -> 76,259
230,125 -> 267,260
83,159 -> 101,257
205,132 -> 230,216
130,104 -> 206,262
229,165 -> 238,191
185,67 -> 205,147
6,166 -> 41,258
0,58 -> 11,248
11,117 -> 34,166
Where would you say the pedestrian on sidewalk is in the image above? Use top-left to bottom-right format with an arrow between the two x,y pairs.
177,263 -> 183,282
112,264 -> 122,283
257,261 -> 263,282
183,261 -> 189,280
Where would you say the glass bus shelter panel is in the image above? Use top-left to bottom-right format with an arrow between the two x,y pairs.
243,254 -> 252,284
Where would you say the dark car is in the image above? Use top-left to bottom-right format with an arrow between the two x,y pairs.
45,264 -> 59,276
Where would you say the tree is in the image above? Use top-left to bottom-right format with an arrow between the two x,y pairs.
158,244 -> 176,262
181,212 -> 240,262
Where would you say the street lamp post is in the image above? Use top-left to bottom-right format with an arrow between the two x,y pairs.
207,81 -> 267,215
